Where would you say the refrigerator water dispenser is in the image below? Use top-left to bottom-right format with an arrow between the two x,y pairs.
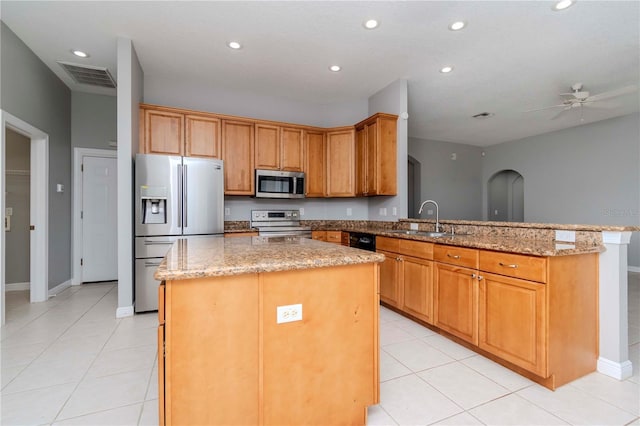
140,186 -> 168,224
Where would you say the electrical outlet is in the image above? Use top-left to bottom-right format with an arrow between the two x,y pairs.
4,215 -> 10,231
346,208 -> 352,216
299,207 -> 305,216
224,207 -> 231,216
555,230 -> 576,242
277,304 -> 302,324
427,209 -> 433,215
379,207 -> 387,216
5,207 -> 12,216
451,153 -> 457,160
494,209 -> 499,215
410,223 -> 419,230
392,207 -> 397,216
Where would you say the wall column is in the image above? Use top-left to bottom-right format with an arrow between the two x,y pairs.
597,231 -> 633,380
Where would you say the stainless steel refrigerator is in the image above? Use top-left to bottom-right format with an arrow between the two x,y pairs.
134,153 -> 224,312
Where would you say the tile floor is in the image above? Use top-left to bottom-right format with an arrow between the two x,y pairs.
1,274 -> 638,426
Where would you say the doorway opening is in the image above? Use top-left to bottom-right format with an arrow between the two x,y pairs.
1,110 -> 49,325
407,156 -> 422,219
488,169 -> 524,222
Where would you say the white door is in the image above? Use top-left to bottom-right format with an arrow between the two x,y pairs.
82,156 -> 117,282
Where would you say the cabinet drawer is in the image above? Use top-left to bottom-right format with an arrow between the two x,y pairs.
376,236 -> 399,253
434,245 -> 479,269
480,251 -> 547,283
398,240 -> 433,260
326,231 -> 342,243
311,231 -> 326,241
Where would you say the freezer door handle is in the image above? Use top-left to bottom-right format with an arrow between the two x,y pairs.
144,261 -> 163,267
183,164 -> 188,228
177,164 -> 183,227
143,240 -> 175,246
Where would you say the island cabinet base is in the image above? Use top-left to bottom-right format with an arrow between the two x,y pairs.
158,263 -> 380,426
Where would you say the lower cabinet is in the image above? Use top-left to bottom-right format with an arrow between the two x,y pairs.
377,250 -> 402,307
479,272 -> 546,376
401,256 -> 433,324
433,262 -> 478,345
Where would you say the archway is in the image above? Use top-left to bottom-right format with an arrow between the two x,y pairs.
487,169 -> 524,222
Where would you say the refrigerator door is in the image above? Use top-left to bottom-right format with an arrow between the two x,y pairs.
135,257 -> 163,312
183,157 -> 224,235
135,154 -> 182,237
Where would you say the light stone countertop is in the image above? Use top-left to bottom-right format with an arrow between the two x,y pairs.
154,235 -> 384,281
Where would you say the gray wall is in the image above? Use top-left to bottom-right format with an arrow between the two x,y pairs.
483,113 -> 640,267
117,38 -> 143,314
71,92 -> 117,150
1,22 -> 72,289
408,137 -> 483,220
367,79 -> 409,221
145,74 -> 373,220
5,129 -> 30,284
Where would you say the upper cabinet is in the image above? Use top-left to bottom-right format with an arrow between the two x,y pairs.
222,120 -> 255,195
141,108 -> 184,156
326,128 -> 356,197
355,113 -> 398,196
304,130 -> 326,197
140,107 -> 221,159
139,104 -> 397,197
255,125 -> 304,172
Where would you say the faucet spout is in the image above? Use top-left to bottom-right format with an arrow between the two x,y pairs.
418,199 -> 440,233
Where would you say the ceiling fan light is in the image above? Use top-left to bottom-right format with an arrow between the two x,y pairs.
553,0 -> 575,11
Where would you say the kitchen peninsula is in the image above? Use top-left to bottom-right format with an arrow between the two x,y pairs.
154,236 -> 384,426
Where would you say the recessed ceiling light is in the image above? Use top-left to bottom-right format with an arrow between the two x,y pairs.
553,0 -> 575,11
329,65 -> 341,72
363,19 -> 379,29
440,66 -> 454,73
228,41 -> 242,50
71,50 -> 89,58
448,21 -> 466,31
472,112 -> 495,119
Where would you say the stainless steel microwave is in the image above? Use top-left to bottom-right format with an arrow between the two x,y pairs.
255,169 -> 305,198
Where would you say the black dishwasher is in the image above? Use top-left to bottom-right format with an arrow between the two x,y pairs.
349,232 -> 376,251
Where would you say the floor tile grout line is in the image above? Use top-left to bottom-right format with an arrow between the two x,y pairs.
1,285 -> 117,392
48,401 -> 144,425
565,380 -> 640,417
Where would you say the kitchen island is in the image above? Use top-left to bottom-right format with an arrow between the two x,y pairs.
154,236 -> 384,426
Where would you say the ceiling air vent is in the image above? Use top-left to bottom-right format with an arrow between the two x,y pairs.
57,61 -> 117,88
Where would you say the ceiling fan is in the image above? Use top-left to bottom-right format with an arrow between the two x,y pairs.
524,83 -> 638,121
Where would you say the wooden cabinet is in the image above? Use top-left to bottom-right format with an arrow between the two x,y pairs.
304,130 -> 326,197
141,108 -> 221,159
479,272 -> 547,376
311,230 -> 343,245
255,125 -> 304,172
326,128 -> 356,197
222,120 -> 255,195
377,236 -> 434,322
354,113 -> 398,196
142,108 -> 184,156
311,231 -> 326,242
185,115 -> 221,158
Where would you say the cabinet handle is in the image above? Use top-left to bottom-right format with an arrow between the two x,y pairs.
477,275 -> 484,281
471,273 -> 476,279
499,262 -> 518,268
447,254 -> 461,259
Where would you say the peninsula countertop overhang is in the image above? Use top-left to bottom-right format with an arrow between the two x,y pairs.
154,235 -> 385,281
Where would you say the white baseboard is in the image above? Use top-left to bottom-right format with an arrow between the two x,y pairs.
116,305 -> 134,318
48,279 -> 72,297
597,357 -> 633,380
628,266 -> 640,273
6,282 -> 30,291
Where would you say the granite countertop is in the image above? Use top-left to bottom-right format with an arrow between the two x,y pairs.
154,235 -> 384,281
366,229 -> 603,257
398,218 -> 640,232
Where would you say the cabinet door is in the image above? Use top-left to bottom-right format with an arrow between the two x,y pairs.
326,129 -> 355,197
434,262 -> 478,345
281,127 -> 304,172
255,124 -> 280,170
378,250 -> 401,307
311,231 -> 326,242
144,109 -> 184,155
304,130 -> 326,197
402,257 -> 434,324
377,116 -> 397,195
355,127 -> 367,196
222,120 -> 255,195
158,324 -> 165,426
479,272 -> 547,376
326,230 -> 342,244
185,115 -> 221,158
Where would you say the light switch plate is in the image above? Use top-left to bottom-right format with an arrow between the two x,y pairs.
224,207 -> 231,216
299,207 -> 304,216
346,208 -> 352,216
5,207 -> 12,216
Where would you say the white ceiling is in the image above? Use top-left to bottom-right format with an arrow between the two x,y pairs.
2,1 -> 639,146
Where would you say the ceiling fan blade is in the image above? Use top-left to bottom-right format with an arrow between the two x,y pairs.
581,100 -> 619,109
523,104 -> 567,113
587,85 -> 638,102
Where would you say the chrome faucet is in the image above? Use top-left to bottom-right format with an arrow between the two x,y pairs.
418,199 -> 441,233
